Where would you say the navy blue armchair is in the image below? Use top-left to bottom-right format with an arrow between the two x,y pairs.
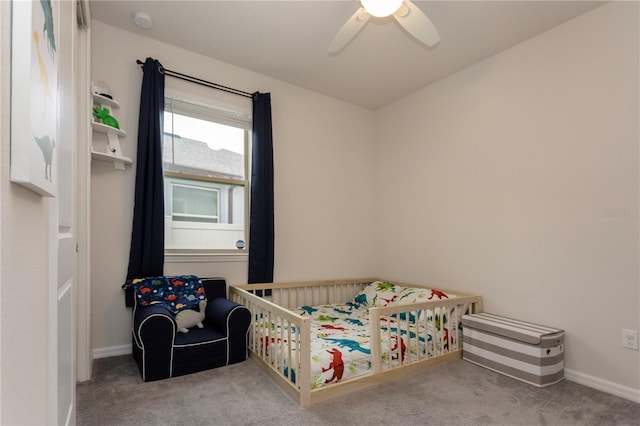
131,277 -> 251,381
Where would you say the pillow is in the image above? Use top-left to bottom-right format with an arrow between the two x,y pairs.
353,281 -> 403,307
124,275 -> 205,313
392,286 -> 457,306
390,287 -> 458,323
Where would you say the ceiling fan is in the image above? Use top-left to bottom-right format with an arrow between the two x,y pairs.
329,0 -> 440,54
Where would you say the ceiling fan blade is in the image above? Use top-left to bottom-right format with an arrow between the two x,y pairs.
393,0 -> 440,47
329,7 -> 370,54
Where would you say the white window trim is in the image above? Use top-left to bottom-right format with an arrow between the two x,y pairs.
163,90 -> 251,258
164,252 -> 248,264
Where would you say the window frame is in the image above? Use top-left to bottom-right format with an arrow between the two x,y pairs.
162,93 -> 251,257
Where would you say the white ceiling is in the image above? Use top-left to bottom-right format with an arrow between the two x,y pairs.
90,1 -> 605,109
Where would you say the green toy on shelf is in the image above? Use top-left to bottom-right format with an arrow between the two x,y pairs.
92,106 -> 120,129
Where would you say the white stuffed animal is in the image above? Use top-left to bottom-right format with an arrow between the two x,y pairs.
176,300 -> 207,333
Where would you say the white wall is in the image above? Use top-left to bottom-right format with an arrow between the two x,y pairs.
1,1 -> 50,423
375,2 -> 639,394
90,21 -> 377,353
1,1 -> 76,423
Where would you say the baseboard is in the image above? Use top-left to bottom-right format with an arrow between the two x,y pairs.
564,368 -> 640,403
92,344 -> 132,359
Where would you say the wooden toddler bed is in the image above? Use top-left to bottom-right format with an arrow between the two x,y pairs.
229,279 -> 482,407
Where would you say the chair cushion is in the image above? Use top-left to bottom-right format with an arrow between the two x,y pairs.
125,275 -> 206,313
173,324 -> 226,346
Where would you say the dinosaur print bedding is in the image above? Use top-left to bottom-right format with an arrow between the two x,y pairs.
259,281 -> 459,389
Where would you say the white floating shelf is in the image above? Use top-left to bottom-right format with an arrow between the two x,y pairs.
92,93 -> 120,108
91,150 -> 133,168
92,121 -> 126,137
91,84 -> 129,170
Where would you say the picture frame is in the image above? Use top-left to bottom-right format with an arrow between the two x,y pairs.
10,0 -> 58,197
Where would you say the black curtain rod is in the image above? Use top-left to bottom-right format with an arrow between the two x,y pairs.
136,59 -> 254,99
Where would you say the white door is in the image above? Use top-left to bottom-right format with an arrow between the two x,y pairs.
54,1 -> 77,424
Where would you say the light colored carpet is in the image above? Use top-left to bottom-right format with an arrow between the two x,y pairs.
77,355 -> 639,425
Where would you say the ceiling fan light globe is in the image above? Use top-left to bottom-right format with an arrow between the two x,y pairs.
361,0 -> 403,18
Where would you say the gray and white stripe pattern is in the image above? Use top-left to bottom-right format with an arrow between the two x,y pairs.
462,313 -> 564,387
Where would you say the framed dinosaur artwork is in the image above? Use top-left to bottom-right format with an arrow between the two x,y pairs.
10,0 -> 58,197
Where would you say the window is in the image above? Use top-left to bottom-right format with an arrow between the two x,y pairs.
171,183 -> 219,223
163,96 -> 250,253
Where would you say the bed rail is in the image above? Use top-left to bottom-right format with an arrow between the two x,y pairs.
231,285 -> 311,404
369,295 -> 481,374
230,279 -> 482,407
232,278 -> 375,309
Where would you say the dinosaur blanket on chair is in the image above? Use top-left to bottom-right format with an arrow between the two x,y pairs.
122,275 -> 206,313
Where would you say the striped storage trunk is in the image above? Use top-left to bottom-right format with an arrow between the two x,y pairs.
461,313 -> 564,387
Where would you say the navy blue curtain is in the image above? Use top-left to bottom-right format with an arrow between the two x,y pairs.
125,57 -> 165,304
248,92 -> 274,284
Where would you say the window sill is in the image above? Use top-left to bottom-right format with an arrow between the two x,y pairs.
164,252 -> 248,263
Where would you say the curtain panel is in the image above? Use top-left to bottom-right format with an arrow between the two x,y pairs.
248,92 -> 274,284
125,57 -> 166,305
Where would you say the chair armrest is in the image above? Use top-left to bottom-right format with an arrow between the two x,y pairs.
132,304 -> 176,381
205,298 -> 251,336
133,304 -> 176,345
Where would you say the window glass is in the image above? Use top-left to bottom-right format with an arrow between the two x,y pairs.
163,97 -> 249,252
171,184 -> 219,223
163,113 -> 245,179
